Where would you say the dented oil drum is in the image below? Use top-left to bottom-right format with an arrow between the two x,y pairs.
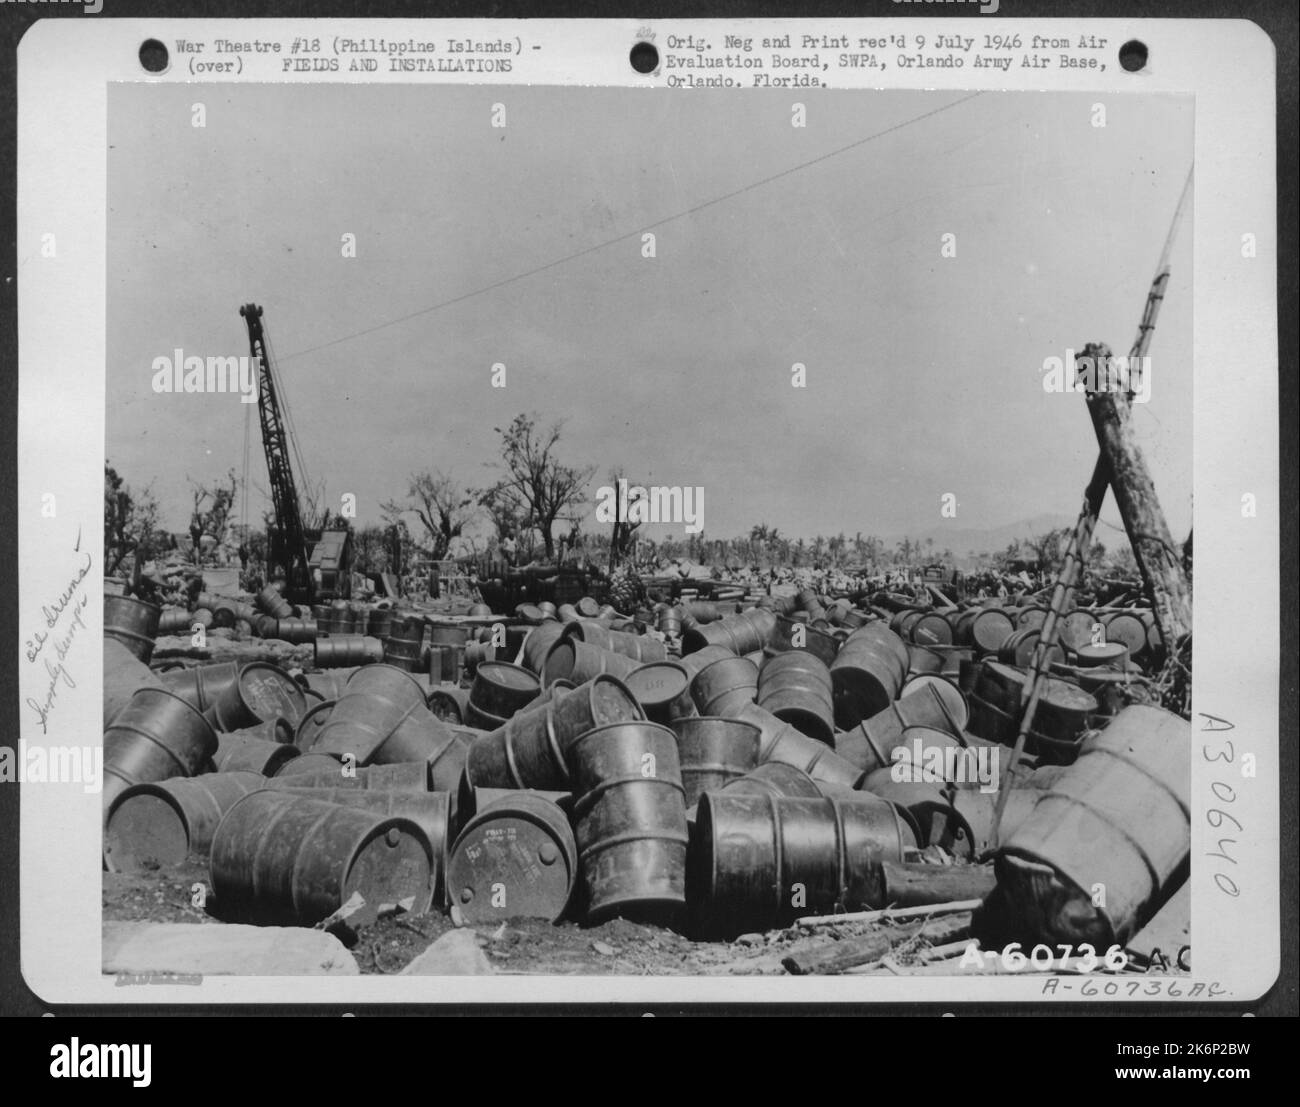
447,792 -> 577,924
829,623 -> 910,729
104,594 -> 162,662
690,654 -> 759,717
955,607 -> 1016,655
681,608 -> 776,657
213,730 -> 300,776
209,790 -> 435,923
625,660 -> 696,725
765,616 -> 840,667
521,621 -> 569,674
670,716 -> 761,807
468,661 -> 541,725
270,759 -> 430,791
202,662 -> 308,734
316,635 -> 385,669
427,685 -> 471,724
103,687 -> 220,811
104,770 -> 266,872
568,721 -> 688,924
720,759 -> 823,800
997,704 -> 1190,946
465,674 -> 643,791
834,680 -> 969,774
689,791 -> 915,936
734,701 -> 864,791
383,615 -> 427,672
756,650 -> 835,746
276,787 -> 452,908
541,636 -> 639,687
313,664 -> 441,765
256,584 -> 294,620
156,607 -> 193,636
676,644 -> 736,683
294,699 -> 335,751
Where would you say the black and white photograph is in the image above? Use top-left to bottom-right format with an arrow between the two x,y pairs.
97,80 -> 1197,978
8,12 -> 1288,1026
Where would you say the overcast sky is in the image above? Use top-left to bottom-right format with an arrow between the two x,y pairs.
107,85 -> 1193,547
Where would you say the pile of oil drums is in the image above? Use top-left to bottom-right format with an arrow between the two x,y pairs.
102,585 -> 1188,948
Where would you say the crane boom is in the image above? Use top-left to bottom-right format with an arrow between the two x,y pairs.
240,303 -> 315,602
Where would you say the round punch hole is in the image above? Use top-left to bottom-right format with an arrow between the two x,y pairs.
139,39 -> 169,74
629,41 -> 659,74
1118,39 -> 1148,73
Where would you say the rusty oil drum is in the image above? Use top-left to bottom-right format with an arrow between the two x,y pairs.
541,636 -> 638,687
366,607 -> 394,641
103,687 -> 220,811
313,664 -> 443,765
156,607 -> 192,636
294,699 -> 335,751
160,661 -> 240,714
203,662 -> 308,733
276,787 -> 452,908
104,770 -> 265,872
688,791 -> 915,936
996,704 -> 1190,946
689,654 -> 759,717
275,618 -> 317,644
755,650 -> 835,746
680,608 -> 776,657
383,615 -> 427,672
676,644 -> 736,682
998,628 -> 1065,669
447,791 -> 578,924
213,730 -> 300,776
624,660 -> 696,725
104,594 -> 162,662
767,615 -> 840,666
720,759 -> 823,800
427,685 -> 471,724
468,661 -> 541,725
269,759 -> 431,791
828,623 -> 910,730
567,721 -> 688,924
670,716 -> 761,808
315,635 -> 385,669
256,584 -> 294,620
521,621 -> 569,674
834,680 -> 969,774
209,789 -> 435,923
734,701 -> 864,791
954,607 -> 1016,655
464,674 -> 643,791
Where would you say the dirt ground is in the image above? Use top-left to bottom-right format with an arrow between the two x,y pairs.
103,862 -> 899,976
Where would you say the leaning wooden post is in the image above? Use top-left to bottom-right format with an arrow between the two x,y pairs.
1078,342 -> 1193,651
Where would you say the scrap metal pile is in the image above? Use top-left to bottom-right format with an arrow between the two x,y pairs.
102,580 -> 1189,972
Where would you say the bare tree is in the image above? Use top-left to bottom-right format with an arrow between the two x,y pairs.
481,414 -> 594,560
383,470 -> 477,560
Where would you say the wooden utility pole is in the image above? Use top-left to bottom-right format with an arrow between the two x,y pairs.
1080,342 -> 1193,648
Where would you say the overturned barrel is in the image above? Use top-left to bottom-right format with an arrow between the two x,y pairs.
104,770 -> 266,872
316,635 -> 385,669
733,701 -> 864,791
269,759 -> 431,791
689,791 -> 915,937
955,607 -> 1016,655
568,721 -> 688,924
541,636 -> 639,687
767,615 -> 840,666
756,650 -> 835,746
834,680 -> 969,774
625,660 -> 696,725
465,674 -> 643,791
104,594 -> 162,663
213,730 -> 300,776
467,661 -> 541,728
294,699 -> 335,751
996,705 -> 1190,946
447,792 -> 578,924
521,621 -> 569,674
209,790 -> 435,924
681,608 -> 776,657
721,759 -> 823,800
671,716 -> 761,808
203,662 -> 308,733
312,664 -> 444,765
103,687 -> 220,811
829,623 -> 910,730
256,584 -> 294,620
690,654 -> 759,717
